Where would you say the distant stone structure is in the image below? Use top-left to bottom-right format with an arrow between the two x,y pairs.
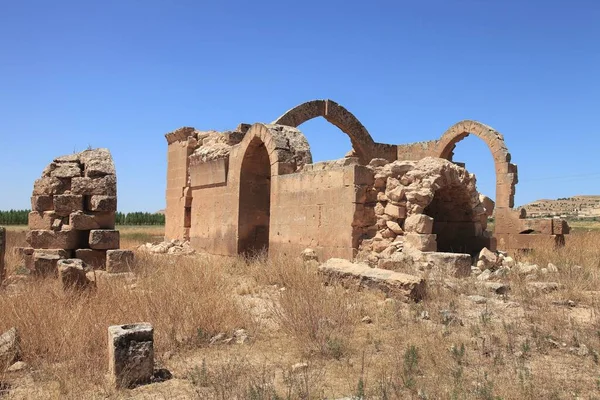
164,99 -> 569,261
17,149 -> 133,275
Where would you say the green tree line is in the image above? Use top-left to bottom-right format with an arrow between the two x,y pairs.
0,210 -> 165,226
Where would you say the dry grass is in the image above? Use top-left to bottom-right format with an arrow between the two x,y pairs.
1,226 -> 600,399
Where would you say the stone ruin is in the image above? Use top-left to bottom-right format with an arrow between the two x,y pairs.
16,148 -> 133,278
164,99 -> 570,264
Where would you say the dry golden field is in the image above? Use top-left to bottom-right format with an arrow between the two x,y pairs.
1,225 -> 600,399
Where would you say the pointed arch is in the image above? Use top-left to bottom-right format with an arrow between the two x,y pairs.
435,120 -> 518,209
273,99 -> 378,163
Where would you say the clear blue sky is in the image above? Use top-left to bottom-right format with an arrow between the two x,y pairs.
1,0 -> 599,212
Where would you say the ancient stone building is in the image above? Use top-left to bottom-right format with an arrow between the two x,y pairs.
18,149 -> 133,275
164,99 -> 569,261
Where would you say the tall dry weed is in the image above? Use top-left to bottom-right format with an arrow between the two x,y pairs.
0,250 -> 247,397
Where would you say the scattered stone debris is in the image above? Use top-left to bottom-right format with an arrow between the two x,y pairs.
527,281 -> 560,293
361,316 -> 373,324
467,295 -> 488,304
6,361 -> 28,373
138,240 -> 195,255
209,329 -> 250,346
291,362 -> 309,373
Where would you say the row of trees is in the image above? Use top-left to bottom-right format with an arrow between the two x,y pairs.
115,212 -> 165,225
0,210 -> 165,226
0,210 -> 29,225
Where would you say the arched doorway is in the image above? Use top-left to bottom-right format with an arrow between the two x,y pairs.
238,136 -> 272,256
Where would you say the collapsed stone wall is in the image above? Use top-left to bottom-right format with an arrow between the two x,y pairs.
18,149 -> 132,275
356,157 -> 493,266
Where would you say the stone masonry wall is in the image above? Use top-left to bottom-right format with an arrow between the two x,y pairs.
270,159 -> 371,261
18,149 -> 132,275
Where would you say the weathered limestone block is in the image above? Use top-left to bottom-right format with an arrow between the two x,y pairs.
88,196 -> 117,212
385,220 -> 404,234
70,211 -> 115,230
106,250 -> 134,273
384,203 -> 406,219
477,247 -> 498,270
80,148 -> 116,177
0,227 -> 5,281
33,177 -> 69,195
31,195 -> 54,212
50,162 -> 81,178
53,195 -> 84,216
71,175 -> 117,196
378,252 -> 414,271
0,327 -> 21,370
318,258 -> 426,302
58,259 -> 95,291
89,230 -> 120,250
33,252 -> 62,277
75,249 -> 108,269
404,214 -> 434,234
108,323 -> 154,388
26,229 -> 80,250
28,211 -> 62,231
420,252 -> 472,277
404,233 -> 437,252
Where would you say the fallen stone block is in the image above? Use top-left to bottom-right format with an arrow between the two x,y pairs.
58,259 -> 95,291
108,323 -> 154,388
106,250 -> 134,273
75,249 -> 107,269
0,328 -> 21,370
89,230 -> 120,250
477,247 -> 498,270
318,258 -> 426,302
378,252 -> 414,271
420,252 -> 472,277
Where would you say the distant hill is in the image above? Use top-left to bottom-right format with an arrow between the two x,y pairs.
521,195 -> 600,218
156,209 -> 165,215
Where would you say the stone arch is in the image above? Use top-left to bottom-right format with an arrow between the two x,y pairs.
230,123 -> 312,255
435,120 -> 518,209
273,99 -> 377,163
402,157 -> 490,255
